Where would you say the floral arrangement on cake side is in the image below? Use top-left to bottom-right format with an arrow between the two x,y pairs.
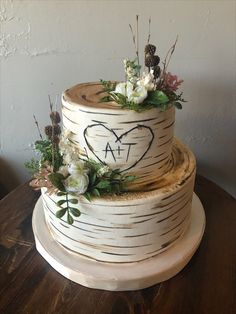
100,16 -> 185,112
26,102 -> 135,224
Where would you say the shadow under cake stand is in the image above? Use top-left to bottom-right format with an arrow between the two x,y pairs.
32,193 -> 205,291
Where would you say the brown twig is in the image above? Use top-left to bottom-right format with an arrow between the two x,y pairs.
161,35 -> 179,86
163,35 -> 178,73
129,16 -> 140,75
48,96 -> 55,170
147,17 -> 151,44
48,95 -> 53,113
33,115 -> 43,140
136,15 -> 140,72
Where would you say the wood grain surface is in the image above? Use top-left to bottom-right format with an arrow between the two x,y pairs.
0,175 -> 235,314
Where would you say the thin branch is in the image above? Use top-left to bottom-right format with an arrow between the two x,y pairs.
33,115 -> 43,140
147,17 -> 151,44
163,35 -> 178,73
136,15 -> 140,72
129,23 -> 136,53
161,35 -> 179,85
48,95 -> 55,170
48,95 -> 53,112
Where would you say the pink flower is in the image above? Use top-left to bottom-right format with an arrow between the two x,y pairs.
162,72 -> 183,92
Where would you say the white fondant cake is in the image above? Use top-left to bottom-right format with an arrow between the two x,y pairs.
41,82 -> 196,264
62,83 -> 175,191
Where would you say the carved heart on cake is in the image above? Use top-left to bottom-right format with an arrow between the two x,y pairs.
83,123 -> 154,171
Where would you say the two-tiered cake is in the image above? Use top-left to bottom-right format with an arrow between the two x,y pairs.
31,37 -> 205,290
41,82 -> 196,263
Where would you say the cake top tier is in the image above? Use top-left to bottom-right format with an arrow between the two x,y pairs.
62,82 -> 176,191
63,82 -> 121,110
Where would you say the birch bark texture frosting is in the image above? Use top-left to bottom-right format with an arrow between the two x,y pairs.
42,140 -> 196,263
62,82 -> 175,191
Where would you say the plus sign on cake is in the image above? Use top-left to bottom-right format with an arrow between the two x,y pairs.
29,18 -> 205,290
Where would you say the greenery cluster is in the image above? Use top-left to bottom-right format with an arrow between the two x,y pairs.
83,159 -> 136,202
100,80 -> 185,112
49,159 -> 136,225
26,139 -> 136,225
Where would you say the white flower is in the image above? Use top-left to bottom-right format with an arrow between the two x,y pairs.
59,130 -> 80,164
64,173 -> 89,195
127,85 -> 148,104
58,166 -> 69,177
114,82 -> 127,95
137,71 -> 155,91
68,160 -> 89,175
114,81 -> 133,97
123,59 -> 140,84
97,165 -> 110,177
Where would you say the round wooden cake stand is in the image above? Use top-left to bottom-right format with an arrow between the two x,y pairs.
32,193 -> 205,291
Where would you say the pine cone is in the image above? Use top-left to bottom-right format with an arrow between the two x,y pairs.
44,125 -> 53,137
52,136 -> 60,145
153,55 -> 160,66
50,111 -> 61,124
145,55 -> 155,67
153,65 -> 161,78
53,124 -> 61,136
145,44 -> 156,55
145,54 -> 160,68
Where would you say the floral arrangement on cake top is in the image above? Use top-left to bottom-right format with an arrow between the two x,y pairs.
26,100 -> 135,224
100,16 -> 185,112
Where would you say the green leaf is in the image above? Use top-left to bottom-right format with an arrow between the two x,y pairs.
144,90 -> 169,106
55,208 -> 66,218
69,207 -> 81,217
100,79 -> 116,92
68,198 -> 78,204
67,212 -> 74,225
57,191 -> 66,196
95,180 -> 110,189
84,192 -> 92,202
57,199 -> 66,206
48,172 -> 66,191
174,102 -> 182,109
24,158 -> 39,175
99,96 -> 113,103
124,175 -> 137,182
90,172 -> 97,185
92,188 -> 100,197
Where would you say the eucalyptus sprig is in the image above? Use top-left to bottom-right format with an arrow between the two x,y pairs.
55,191 -> 80,225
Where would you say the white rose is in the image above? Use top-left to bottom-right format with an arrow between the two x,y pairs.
58,166 -> 69,177
64,173 -> 89,194
68,160 -> 89,175
137,71 -> 155,91
114,81 -> 134,97
114,82 -> 127,96
127,85 -> 148,104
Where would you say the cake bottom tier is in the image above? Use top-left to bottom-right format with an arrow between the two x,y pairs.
42,139 -> 196,263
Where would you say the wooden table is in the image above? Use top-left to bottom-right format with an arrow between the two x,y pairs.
0,176 -> 235,314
